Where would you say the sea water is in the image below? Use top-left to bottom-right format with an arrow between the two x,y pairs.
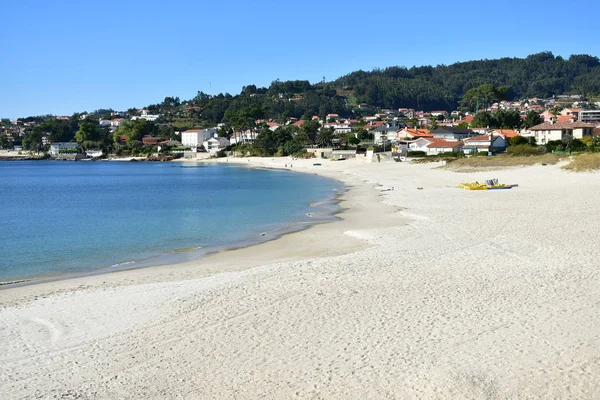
0,161 -> 340,283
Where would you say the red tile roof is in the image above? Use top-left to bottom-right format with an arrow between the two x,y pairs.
492,129 -> 519,138
465,135 -> 492,142
530,121 -> 595,130
556,115 -> 576,123
399,128 -> 432,138
426,138 -> 462,148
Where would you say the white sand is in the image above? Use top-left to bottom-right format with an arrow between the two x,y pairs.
2,157 -> 600,399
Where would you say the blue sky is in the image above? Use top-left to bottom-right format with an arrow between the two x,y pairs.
2,0 -> 599,119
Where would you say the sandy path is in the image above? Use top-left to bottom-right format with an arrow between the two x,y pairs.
2,158 -> 600,398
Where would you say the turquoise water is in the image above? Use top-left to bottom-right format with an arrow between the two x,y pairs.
0,161 -> 340,283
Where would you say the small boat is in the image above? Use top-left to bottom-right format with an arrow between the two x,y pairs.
459,182 -> 518,191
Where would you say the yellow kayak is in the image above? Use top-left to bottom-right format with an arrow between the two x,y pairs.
460,182 -> 507,190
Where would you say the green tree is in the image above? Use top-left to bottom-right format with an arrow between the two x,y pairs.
0,133 -> 10,149
509,136 -> 529,146
471,111 -> 493,128
460,84 -> 508,112
217,124 -> 233,139
75,121 -> 101,146
316,127 -> 334,147
522,110 -> 542,129
22,130 -> 44,152
300,119 -> 321,145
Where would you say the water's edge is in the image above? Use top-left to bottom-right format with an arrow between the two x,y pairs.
1,164 -> 346,289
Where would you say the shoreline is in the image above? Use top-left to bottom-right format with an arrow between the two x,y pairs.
0,159 -> 349,290
5,159 -> 600,397
0,157 -> 402,306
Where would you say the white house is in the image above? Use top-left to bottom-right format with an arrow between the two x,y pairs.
530,121 -> 595,144
396,128 -> 432,140
409,138 -> 463,156
99,119 -> 111,126
431,127 -> 475,140
140,114 -> 160,121
323,122 -> 352,135
229,130 -> 257,145
181,129 -> 217,149
49,142 -> 79,156
110,118 -> 125,127
463,135 -> 507,154
202,136 -> 230,153
373,121 -> 403,144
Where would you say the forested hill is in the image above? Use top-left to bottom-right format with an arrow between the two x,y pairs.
332,52 -> 600,111
173,52 -> 600,126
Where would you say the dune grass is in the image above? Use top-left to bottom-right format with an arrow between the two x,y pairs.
441,153 -> 561,172
562,153 -> 600,172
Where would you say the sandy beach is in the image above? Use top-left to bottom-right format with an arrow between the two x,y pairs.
2,157 -> 600,398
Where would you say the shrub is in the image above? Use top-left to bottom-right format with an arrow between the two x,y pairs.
506,144 -> 543,156
563,153 -> 600,172
509,136 -> 529,146
545,140 -> 563,152
407,150 -> 427,157
293,150 -> 314,159
436,151 -> 464,158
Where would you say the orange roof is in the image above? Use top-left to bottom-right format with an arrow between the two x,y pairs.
557,115 -> 576,123
493,129 -> 519,138
400,128 -> 432,138
293,120 -> 306,127
426,138 -> 462,148
465,135 -> 491,142
366,121 -> 385,130
461,115 -> 475,124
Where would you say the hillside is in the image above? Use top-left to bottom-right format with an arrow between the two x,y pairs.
150,52 -> 600,127
333,52 -> 600,111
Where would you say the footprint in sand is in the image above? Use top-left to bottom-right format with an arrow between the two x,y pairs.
30,317 -> 62,343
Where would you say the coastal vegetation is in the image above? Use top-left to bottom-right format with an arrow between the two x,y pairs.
562,153 -> 600,172
441,153 -> 561,172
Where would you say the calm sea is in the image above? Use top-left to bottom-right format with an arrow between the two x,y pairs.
0,161 -> 340,283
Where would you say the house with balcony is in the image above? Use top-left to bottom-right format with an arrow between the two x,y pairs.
463,135 -> 507,154
181,129 -> 217,149
203,137 -> 230,153
409,138 -> 463,155
372,120 -> 404,144
530,121 -> 595,144
49,142 -> 79,156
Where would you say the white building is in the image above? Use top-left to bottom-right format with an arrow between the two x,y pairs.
579,110 -> 600,123
99,119 -> 111,126
230,130 -> 257,145
530,121 -> 595,144
49,142 -> 79,156
140,114 -> 160,121
463,135 -> 507,154
409,138 -> 463,156
110,118 -> 125,127
203,136 -> 230,153
322,122 -> 352,135
181,129 -> 217,149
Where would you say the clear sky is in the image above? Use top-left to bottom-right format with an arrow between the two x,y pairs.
2,0 -> 599,119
